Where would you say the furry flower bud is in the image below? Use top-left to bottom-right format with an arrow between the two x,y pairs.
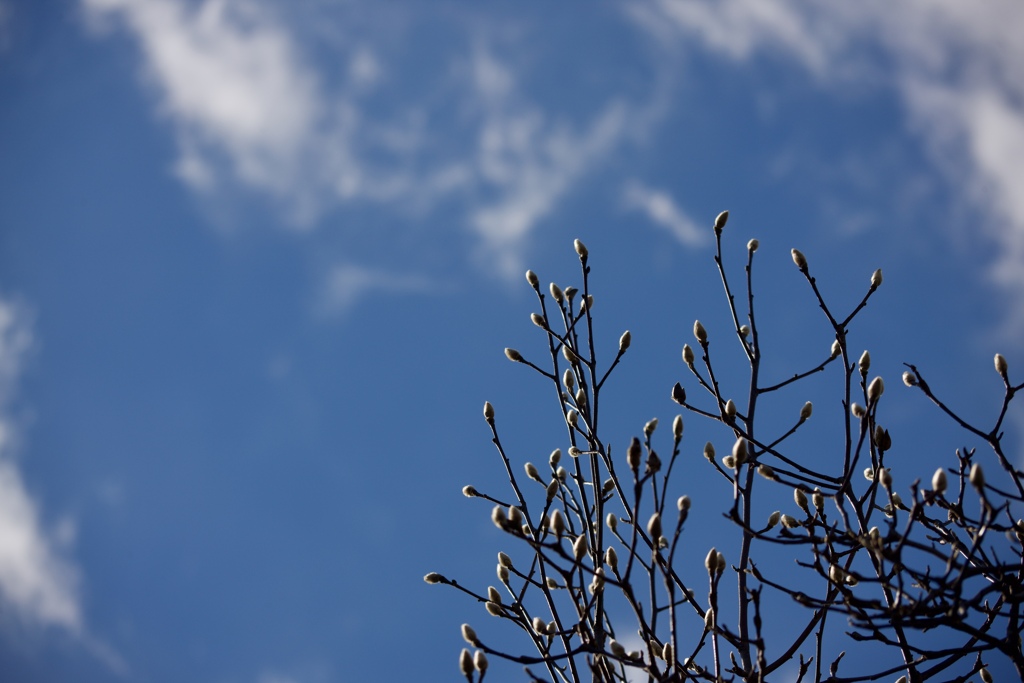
673,414 -> 684,440
868,376 -> 884,402
932,468 -> 947,494
525,269 -> 539,288
566,409 -> 578,427
995,353 -> 1008,377
483,401 -> 494,421
485,601 -> 502,616
705,547 -> 718,573
871,269 -> 882,288
460,648 -> 474,676
724,399 -> 736,421
800,401 -> 813,420
647,513 -> 662,539
574,239 -> 588,260
704,442 -> 715,462
606,512 -> 617,532
525,462 -> 541,482
851,403 -> 866,418
549,448 -> 562,467
732,437 -> 748,465
462,624 -> 479,644
550,509 -> 566,537
781,514 -> 800,529
830,339 -> 842,358
794,488 -> 809,514
619,330 -> 631,353
530,312 -> 546,328
424,572 -> 444,584
462,485 -> 479,498
970,462 -> 985,492
694,320 -> 708,343
682,344 -> 695,365
791,248 -> 807,271
858,350 -> 871,375
747,238 -> 759,252
605,546 -> 618,570
627,437 -> 642,471
767,510 -> 781,528
573,534 -> 588,561
713,210 -> 729,234
678,495 -> 691,511
644,418 -> 659,436
902,371 -> 917,387
550,282 -> 564,303
474,651 -> 488,672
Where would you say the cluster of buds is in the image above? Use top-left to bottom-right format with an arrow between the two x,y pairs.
459,647 -> 488,678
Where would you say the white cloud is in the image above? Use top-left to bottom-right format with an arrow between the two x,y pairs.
0,299 -> 81,634
318,264 -> 439,316
622,181 -> 707,247
627,0 -> 1024,332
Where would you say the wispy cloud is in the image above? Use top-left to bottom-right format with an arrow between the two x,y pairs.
0,299 -> 79,633
626,0 -> 1024,333
621,181 -> 707,247
317,264 -> 440,317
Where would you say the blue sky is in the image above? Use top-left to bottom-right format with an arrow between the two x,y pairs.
1,1 -> 1023,681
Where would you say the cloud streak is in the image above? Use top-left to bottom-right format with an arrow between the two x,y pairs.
622,181 -> 707,247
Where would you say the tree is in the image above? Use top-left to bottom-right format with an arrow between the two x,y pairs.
425,211 -> 1024,683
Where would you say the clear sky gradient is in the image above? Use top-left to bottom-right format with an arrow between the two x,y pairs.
1,1 -> 1023,681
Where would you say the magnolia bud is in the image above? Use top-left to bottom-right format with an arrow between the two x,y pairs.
487,586 -> 501,603
757,464 -> 777,480
609,639 -> 626,657
794,488 -> 809,514
995,353 -> 1008,377
526,270 -> 539,288
704,608 -> 715,630
498,551 -> 513,568
858,350 -> 871,375
550,282 -> 564,303
864,467 -> 875,481
902,371 -> 917,387
678,495 -> 691,511
546,479 -> 558,502
462,624 -> 479,644
424,572 -> 444,584
463,485 -> 479,497
606,512 -> 617,532
871,269 -> 882,287
812,488 -> 824,514
532,616 -> 546,634
491,505 -> 506,529
781,514 -> 800,529
979,668 -> 992,683
525,462 -> 541,482
739,324 -> 751,338
602,477 -> 614,495
574,388 -> 586,408
549,448 -> 562,467
497,564 -> 509,583
672,382 -> 686,404
581,295 -> 594,311
574,238 -> 588,259
732,437 -> 748,464
767,510 -> 781,528
673,414 -> 684,439
716,552 -> 726,573
562,345 -> 577,364
868,377 -> 884,402
573,534 -> 588,561
724,399 -> 736,421
747,238 -> 759,252
627,437 -> 642,471
880,468 -> 892,489
932,468 -> 947,494
647,513 -> 662,539
530,312 -> 545,328
970,462 -> 985,491
831,339 -> 842,359
605,546 -> 618,570
556,466 -> 567,481
713,210 -> 729,234
545,577 -> 558,589
704,442 -> 715,462
800,401 -> 813,420
722,455 -> 737,469
619,330 -> 631,353
564,286 -> 578,301
851,403 -> 866,418
474,651 -> 488,672
791,248 -> 807,271
505,347 -> 523,363
646,449 -> 661,473
550,509 -> 566,537
694,320 -> 708,343
507,506 -> 523,526
460,648 -> 474,676
682,344 -> 695,365
705,547 -> 718,573
483,401 -> 494,420
644,418 -> 659,436
485,601 -> 502,616
566,409 -> 578,427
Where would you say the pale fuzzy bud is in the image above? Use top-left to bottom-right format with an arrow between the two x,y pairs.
791,248 -> 807,271
767,510 -> 781,529
619,330 -> 631,353
606,513 -> 618,532
602,478 -> 614,495
678,495 -> 691,511
829,565 -> 846,585
556,466 -> 567,482
497,564 -> 509,583
713,210 -> 729,234
581,295 -> 594,312
562,345 -> 577,363
722,455 -> 737,470
549,448 -> 562,467
488,586 -> 501,604
758,464 -> 777,480
682,344 -> 695,365
505,347 -> 524,363
649,640 -> 663,659
995,353 -> 1008,377
851,403 -> 866,418
574,238 -> 588,260
507,506 -> 523,526
550,282 -> 564,303
485,601 -> 502,616
424,572 -> 444,584
498,552 -> 513,568
812,488 -> 824,514
902,371 -> 917,387
662,642 -> 673,664
627,437 -> 642,471
716,551 -> 726,573
794,488 -> 809,514
609,639 -> 627,658
970,462 -> 985,491
831,339 -> 842,358
566,409 -> 578,427
532,616 -> 546,634
858,350 -> 871,375
563,370 -> 575,392
530,312 -> 546,328
732,437 -> 748,465
589,568 -> 605,594
748,238 -> 759,252
573,534 -> 588,561
605,546 -> 618,570
463,485 -> 479,498
474,651 -> 488,673
644,418 -> 659,437
491,505 -> 506,530
868,376 -> 885,402
460,648 -> 474,676
781,514 -> 800,529
564,286 -> 578,301
724,399 -> 737,421
704,442 -> 716,462
545,479 -> 558,502
932,468 -> 947,495
525,462 -> 541,482
550,509 -> 566,537
871,269 -> 883,288
574,388 -> 586,408
705,547 -> 718,573
483,401 -> 494,420
694,320 -> 707,344
800,401 -> 813,420
647,513 -> 662,539
526,269 -> 539,288
739,324 -> 751,338
880,468 -> 892,489
892,492 -> 903,507
704,608 -> 715,631
979,667 -> 992,683
567,447 -> 582,458
462,624 -> 479,644
673,414 -> 684,440
545,577 -> 559,589
863,467 -> 875,481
